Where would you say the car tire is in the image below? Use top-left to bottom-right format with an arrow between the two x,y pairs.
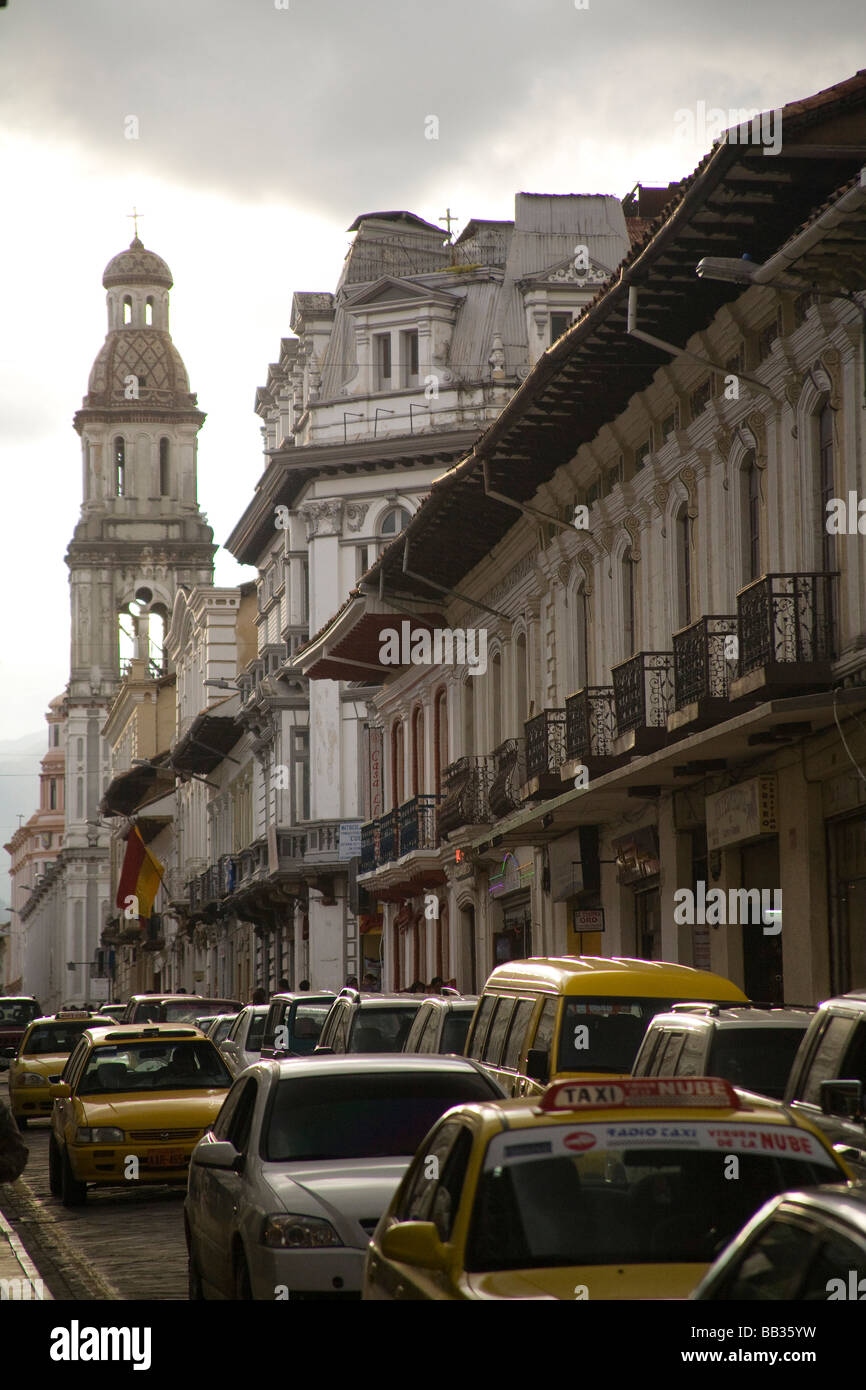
48,1135 -> 62,1196
60,1147 -> 87,1207
233,1245 -> 253,1301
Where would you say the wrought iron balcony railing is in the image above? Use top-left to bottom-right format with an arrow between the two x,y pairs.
488,738 -> 527,819
612,651 -> 675,736
525,709 -> 567,780
360,819 -> 379,873
673,615 -> 738,709
397,795 -> 440,854
737,572 -> 837,677
379,809 -> 398,864
565,687 -> 616,762
439,756 -> 492,837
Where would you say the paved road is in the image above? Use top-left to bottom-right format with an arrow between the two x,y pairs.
0,1115 -> 189,1301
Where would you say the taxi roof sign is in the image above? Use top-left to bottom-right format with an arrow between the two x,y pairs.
539,1077 -> 739,1112
53,1011 -> 95,1020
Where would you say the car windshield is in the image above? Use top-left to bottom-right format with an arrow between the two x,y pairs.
465,1122 -> 841,1272
557,997 -> 713,1074
23,1023 -> 92,1055
264,1072 -> 496,1161
78,1041 -> 232,1093
286,1003 -> 332,1054
0,1001 -> 39,1026
709,1028 -> 808,1100
212,1016 -> 237,1043
441,1012 -> 473,1054
348,1006 -> 419,1053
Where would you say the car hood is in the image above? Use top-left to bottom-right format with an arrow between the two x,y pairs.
78,1089 -> 228,1129
16,1054 -> 69,1078
464,1262 -> 708,1301
263,1158 -> 409,1224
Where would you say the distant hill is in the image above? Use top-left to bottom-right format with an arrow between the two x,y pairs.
0,730 -> 47,911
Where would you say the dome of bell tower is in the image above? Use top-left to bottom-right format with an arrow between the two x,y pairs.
103,236 -> 173,289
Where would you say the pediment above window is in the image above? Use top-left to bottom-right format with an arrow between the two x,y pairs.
521,255 -> 613,288
343,276 -> 460,312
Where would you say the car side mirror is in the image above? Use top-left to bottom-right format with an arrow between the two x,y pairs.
49,1082 -> 71,1099
526,1048 -> 549,1084
820,1079 -> 864,1120
380,1221 -> 449,1271
192,1140 -> 244,1172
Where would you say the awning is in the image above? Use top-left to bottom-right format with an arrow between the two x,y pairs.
101,758 -> 176,817
302,607 -> 446,681
172,711 -> 242,774
468,687 -> 866,852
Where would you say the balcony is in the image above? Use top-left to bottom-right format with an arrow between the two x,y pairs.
398,795 -> 440,853
730,572 -> 838,700
524,710 -> 568,798
379,809 -> 398,864
612,651 -> 675,754
488,738 -> 527,819
563,687 -> 619,778
438,756 -> 492,838
358,797 -> 444,898
669,616 -> 739,732
361,819 -> 379,873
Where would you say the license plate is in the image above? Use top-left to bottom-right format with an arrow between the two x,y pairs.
146,1149 -> 185,1167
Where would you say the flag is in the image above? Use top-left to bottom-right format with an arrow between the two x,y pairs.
116,825 -> 165,920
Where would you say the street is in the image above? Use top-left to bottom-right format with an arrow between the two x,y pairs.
0,1112 -> 188,1301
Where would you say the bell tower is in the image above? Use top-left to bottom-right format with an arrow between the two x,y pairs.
61,237 -> 215,992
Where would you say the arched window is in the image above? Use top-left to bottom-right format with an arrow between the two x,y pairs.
434,687 -> 448,794
114,437 -> 126,496
122,296 -> 132,325
411,706 -> 424,796
379,507 -> 411,540
742,452 -> 761,583
573,582 -> 588,692
391,720 -> 405,809
462,678 -> 475,757
145,296 -> 154,326
622,548 -> 636,659
515,633 -> 528,734
159,438 -> 170,496
491,651 -> 502,749
676,504 -> 692,629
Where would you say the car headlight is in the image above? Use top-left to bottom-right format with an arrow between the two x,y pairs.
262,1214 -> 343,1249
20,1074 -> 46,1087
75,1127 -> 125,1143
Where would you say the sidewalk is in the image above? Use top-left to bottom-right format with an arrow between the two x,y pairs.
0,1202 -> 52,1300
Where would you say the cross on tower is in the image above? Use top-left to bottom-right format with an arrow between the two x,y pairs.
127,206 -> 143,239
439,207 -> 458,238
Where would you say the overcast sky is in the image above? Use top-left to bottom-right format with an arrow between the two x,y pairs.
0,0 -> 863,845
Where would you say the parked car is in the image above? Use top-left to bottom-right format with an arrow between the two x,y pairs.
692,1184 -> 866,1300
403,993 -> 479,1055
96,1003 -> 124,1022
7,1010 -> 105,1126
364,1076 -> 852,1301
259,992 -> 336,1059
48,1023 -> 232,1206
219,1006 -> 268,1077
631,1003 -> 813,1100
464,957 -> 748,1097
783,991 -> 866,1177
184,1054 -> 504,1299
207,1014 -> 239,1045
314,990 -> 423,1055
0,996 -> 42,1070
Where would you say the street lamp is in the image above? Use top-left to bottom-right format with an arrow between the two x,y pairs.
695,255 -> 810,293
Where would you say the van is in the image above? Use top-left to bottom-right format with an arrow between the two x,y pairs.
464,956 -> 748,1096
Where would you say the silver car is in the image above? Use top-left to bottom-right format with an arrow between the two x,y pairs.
219,1005 -> 269,1078
184,1054 -> 503,1300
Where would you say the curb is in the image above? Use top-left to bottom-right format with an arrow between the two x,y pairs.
0,1177 -> 121,1302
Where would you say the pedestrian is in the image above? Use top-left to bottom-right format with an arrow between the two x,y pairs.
251,986 -> 267,1005
0,1095 -> 28,1184
277,977 -> 290,993
299,979 -> 310,992
345,975 -> 359,989
429,976 -> 444,993
361,972 -> 378,992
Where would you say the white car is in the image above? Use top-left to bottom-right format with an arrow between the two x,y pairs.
184,1054 -> 504,1300
218,1005 -> 268,1078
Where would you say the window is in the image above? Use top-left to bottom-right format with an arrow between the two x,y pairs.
380,506 -> 410,539
462,678 -> 475,757
676,504 -> 692,628
159,438 -> 170,496
434,687 -> 448,796
391,720 -> 405,809
293,729 -> 310,822
634,438 -> 652,471
490,651 -> 502,749
483,996 -> 517,1067
374,333 -> 392,389
114,437 -> 126,496
411,706 -> 424,796
145,296 -> 153,326
501,998 -> 536,1071
356,544 -> 370,580
550,312 -> 572,343
401,330 -> 419,388
467,994 -> 497,1059
622,547 -> 636,659
49,779 -> 57,811
819,403 -> 836,580
122,296 -> 132,325
742,452 -> 761,583
52,724 -> 60,747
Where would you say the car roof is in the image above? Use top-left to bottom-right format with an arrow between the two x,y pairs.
237,1004 -> 269,1015
333,993 -> 423,1007
483,956 -> 748,998
423,996 -> 478,1011
771,1184 -> 866,1236
269,991 -> 336,1003
647,1006 -> 813,1030
264,1053 -> 495,1081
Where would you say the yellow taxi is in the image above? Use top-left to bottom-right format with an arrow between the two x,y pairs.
363,1076 -> 853,1300
48,1023 -> 232,1207
8,1011 -> 104,1127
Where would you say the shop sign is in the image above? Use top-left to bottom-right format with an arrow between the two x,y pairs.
706,775 -> 777,851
